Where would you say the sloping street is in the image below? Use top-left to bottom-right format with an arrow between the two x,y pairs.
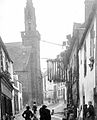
1,0 -> 97,120
14,100 -> 66,120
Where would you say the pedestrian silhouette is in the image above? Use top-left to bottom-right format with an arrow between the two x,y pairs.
83,104 -> 87,120
22,106 -> 34,120
39,105 -> 51,120
32,102 -> 37,114
67,105 -> 73,120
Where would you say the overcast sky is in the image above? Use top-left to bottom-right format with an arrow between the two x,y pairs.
0,0 -> 85,71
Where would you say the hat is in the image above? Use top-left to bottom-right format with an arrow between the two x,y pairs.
42,105 -> 47,108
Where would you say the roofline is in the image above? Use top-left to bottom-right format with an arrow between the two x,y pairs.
0,37 -> 13,63
79,0 -> 97,49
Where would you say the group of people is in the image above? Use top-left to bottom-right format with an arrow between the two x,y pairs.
22,101 -> 96,120
22,102 -> 51,120
83,101 -> 95,120
63,101 -> 95,120
39,105 -> 51,120
77,101 -> 95,120
63,104 -> 77,120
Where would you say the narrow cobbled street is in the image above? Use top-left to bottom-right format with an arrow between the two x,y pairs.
1,0 -> 97,120
14,100 -> 66,120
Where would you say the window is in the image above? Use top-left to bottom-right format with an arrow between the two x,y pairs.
0,50 -> 3,71
84,42 -> 87,77
69,67 -> 72,82
5,56 -> 8,71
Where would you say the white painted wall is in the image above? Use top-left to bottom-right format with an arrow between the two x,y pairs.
79,16 -> 96,118
42,71 -> 54,100
84,17 -> 96,104
18,82 -> 23,110
12,75 -> 23,113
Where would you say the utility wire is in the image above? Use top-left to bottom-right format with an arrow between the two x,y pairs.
41,58 -> 49,59
40,40 -> 66,60
40,40 -> 63,46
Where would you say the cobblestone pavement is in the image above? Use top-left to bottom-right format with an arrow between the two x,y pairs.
14,114 -> 62,120
14,100 -> 66,120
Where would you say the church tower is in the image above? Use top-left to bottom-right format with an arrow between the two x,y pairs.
25,0 -> 36,32
21,0 -> 43,105
21,0 -> 40,46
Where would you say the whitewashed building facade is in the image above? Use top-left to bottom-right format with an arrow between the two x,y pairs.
78,0 -> 97,118
12,75 -> 23,115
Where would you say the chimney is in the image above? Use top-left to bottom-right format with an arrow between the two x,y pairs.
85,0 -> 95,21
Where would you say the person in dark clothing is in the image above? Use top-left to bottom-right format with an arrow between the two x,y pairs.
39,105 -> 44,120
39,105 -> 51,120
45,108 -> 51,120
67,105 -> 73,120
83,104 -> 87,120
86,101 -> 95,120
22,106 -> 34,120
72,105 -> 77,119
32,102 -> 37,114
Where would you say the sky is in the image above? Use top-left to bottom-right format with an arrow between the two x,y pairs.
0,0 -> 85,71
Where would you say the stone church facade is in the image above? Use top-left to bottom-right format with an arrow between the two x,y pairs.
6,0 -> 43,106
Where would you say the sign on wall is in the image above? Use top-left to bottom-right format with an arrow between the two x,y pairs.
1,83 -> 12,99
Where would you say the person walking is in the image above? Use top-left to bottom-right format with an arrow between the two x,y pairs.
32,102 -> 37,114
22,105 -> 34,120
39,105 -> 51,120
39,105 -> 44,120
67,105 -> 73,120
83,104 -> 87,120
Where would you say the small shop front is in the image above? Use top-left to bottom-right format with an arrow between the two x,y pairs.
1,78 -> 13,120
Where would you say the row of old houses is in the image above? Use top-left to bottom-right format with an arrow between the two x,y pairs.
47,0 -> 97,119
0,37 -> 23,120
43,71 -> 66,105
66,0 -> 97,119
